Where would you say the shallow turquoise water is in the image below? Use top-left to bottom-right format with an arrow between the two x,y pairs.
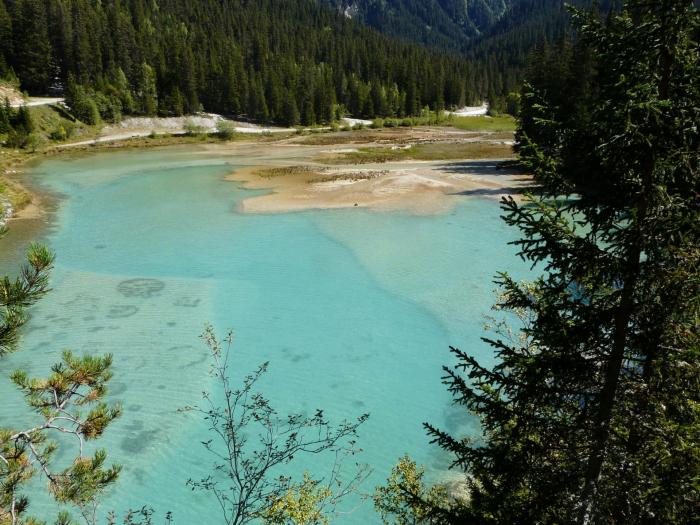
0,146 -> 525,523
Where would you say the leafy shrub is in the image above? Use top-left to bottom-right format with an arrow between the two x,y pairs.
94,91 -> 122,123
5,129 -> 27,148
49,126 -> 67,141
183,119 -> 207,136
216,120 -> 237,140
24,133 -> 46,152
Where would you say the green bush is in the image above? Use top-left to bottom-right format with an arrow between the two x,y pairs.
74,96 -> 101,125
94,92 -> 122,123
370,118 -> 384,129
183,119 -> 207,136
49,126 -> 67,141
5,129 -> 27,148
216,120 -> 237,140
24,133 -> 46,152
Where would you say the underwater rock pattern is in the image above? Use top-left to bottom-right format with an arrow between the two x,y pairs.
117,278 -> 165,298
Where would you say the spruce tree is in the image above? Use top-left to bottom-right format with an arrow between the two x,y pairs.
137,63 -> 158,116
12,105 -> 33,134
281,95 -> 300,126
379,2 -> 700,524
0,98 -> 10,134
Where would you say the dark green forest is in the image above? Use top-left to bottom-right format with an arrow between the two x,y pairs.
321,0 -> 509,52
0,0 -> 498,125
0,0 -> 630,127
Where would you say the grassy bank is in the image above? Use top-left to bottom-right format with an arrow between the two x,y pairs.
448,115 -> 516,132
319,141 -> 514,164
369,114 -> 517,133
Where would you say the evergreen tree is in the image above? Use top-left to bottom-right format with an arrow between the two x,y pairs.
0,98 -> 11,134
0,238 -> 121,524
12,105 -> 33,134
281,94 -> 300,126
379,1 -> 700,524
10,0 -> 52,93
113,68 -> 136,114
65,79 -> 100,125
137,63 -> 158,116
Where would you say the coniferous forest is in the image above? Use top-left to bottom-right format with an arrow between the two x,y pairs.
0,0 -> 497,125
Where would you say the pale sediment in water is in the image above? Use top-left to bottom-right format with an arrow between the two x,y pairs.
0,137 -> 529,524
201,128 -> 529,214
0,195 -> 12,226
227,159 -> 529,215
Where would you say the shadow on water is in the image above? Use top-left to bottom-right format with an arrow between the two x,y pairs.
436,160 -> 522,177
433,160 -> 536,197
450,187 -> 527,197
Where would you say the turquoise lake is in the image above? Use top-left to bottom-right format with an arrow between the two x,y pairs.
0,146 -> 526,524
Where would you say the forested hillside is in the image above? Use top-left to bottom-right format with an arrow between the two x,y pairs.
468,0 -> 603,73
322,0 -> 509,51
0,0 -> 492,126
318,0 -> 607,105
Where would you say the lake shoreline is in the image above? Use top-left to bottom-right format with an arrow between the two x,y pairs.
2,125 -> 526,226
1,134 -> 234,223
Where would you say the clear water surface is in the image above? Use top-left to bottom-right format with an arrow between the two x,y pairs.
0,146 -> 526,524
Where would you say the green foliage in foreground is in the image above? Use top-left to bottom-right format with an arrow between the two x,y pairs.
378,1 -> 700,524
0,237 -> 121,525
0,242 -> 53,355
3,353 -> 122,525
184,326 -> 369,525
374,456 -> 453,525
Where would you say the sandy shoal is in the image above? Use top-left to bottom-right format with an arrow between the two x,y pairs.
219,143 -> 529,215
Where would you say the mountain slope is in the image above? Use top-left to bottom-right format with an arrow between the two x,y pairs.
323,0 -> 509,51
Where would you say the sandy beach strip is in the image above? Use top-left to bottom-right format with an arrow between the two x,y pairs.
226,157 -> 530,215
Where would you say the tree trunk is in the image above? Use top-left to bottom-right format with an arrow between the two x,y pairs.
579,3 -> 676,522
